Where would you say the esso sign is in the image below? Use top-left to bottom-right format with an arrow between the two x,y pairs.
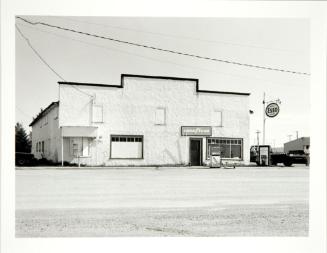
265,103 -> 279,118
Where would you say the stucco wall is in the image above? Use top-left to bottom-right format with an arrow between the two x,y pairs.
59,76 -> 250,166
31,106 -> 61,162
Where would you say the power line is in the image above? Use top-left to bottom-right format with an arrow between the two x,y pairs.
15,24 -> 65,81
16,106 -> 31,119
16,16 -> 310,76
54,16 -> 304,54
16,24 -> 93,97
19,23 -> 302,87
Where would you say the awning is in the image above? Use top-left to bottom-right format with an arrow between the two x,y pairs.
61,126 -> 98,138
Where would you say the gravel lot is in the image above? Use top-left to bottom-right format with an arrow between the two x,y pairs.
16,166 -> 309,237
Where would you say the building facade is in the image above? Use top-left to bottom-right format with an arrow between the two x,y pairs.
284,137 -> 310,154
30,74 -> 251,166
30,102 -> 61,161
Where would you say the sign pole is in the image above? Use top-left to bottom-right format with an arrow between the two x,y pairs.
256,130 -> 260,147
263,95 -> 280,147
61,127 -> 64,167
263,92 -> 266,145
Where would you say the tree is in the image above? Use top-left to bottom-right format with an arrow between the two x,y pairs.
15,122 -> 31,153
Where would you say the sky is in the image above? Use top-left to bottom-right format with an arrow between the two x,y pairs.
15,16 -> 310,147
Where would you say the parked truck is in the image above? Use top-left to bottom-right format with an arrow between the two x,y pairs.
15,152 -> 37,166
250,145 -> 309,166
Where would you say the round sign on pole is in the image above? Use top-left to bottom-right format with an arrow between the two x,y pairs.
265,103 -> 280,117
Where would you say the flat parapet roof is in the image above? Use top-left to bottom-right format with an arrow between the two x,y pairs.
58,74 -> 251,96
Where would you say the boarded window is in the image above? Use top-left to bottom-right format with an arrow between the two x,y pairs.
82,138 -> 89,156
110,135 -> 143,159
155,108 -> 166,125
211,111 -> 222,127
92,104 -> 103,123
70,137 -> 90,157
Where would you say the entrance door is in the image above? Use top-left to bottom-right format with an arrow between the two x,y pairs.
190,138 -> 202,166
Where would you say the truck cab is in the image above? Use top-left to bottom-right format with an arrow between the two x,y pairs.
250,145 -> 293,166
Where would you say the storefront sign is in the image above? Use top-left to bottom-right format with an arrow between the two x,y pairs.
265,103 -> 280,118
181,126 -> 212,136
210,145 -> 221,156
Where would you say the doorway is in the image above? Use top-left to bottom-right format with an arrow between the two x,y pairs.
190,138 -> 202,166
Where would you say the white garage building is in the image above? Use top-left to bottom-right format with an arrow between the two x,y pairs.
30,74 -> 250,166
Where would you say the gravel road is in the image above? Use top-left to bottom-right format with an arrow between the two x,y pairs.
16,166 -> 309,237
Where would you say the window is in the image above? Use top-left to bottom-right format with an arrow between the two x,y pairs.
70,137 -> 90,157
92,104 -> 103,123
54,110 -> 58,120
211,111 -> 222,127
110,135 -> 143,159
155,107 -> 166,125
44,115 -> 48,125
36,142 -> 39,153
41,141 -> 44,153
207,138 -> 242,159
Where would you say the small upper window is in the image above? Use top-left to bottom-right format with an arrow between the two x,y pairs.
92,104 -> 103,123
212,111 -> 222,127
155,107 -> 166,125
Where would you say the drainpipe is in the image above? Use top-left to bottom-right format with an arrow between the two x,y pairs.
61,127 -> 64,167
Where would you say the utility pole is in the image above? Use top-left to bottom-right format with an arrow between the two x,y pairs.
263,92 -> 266,145
256,130 -> 260,147
296,131 -> 298,139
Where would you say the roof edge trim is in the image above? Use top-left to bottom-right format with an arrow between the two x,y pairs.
29,101 -> 59,127
58,74 -> 250,96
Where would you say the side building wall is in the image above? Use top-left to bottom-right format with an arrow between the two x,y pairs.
31,106 -> 61,162
58,76 -> 250,166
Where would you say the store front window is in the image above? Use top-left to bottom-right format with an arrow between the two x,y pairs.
207,138 -> 243,159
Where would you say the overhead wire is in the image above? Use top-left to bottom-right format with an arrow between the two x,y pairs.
17,22 -> 305,87
53,16 -> 304,54
16,16 -> 310,76
16,106 -> 32,119
15,24 -> 66,81
16,24 -> 93,97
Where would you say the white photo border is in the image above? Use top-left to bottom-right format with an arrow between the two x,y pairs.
1,1 -> 326,253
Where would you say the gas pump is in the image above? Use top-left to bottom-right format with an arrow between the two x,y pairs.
258,145 -> 271,166
209,145 -> 221,168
